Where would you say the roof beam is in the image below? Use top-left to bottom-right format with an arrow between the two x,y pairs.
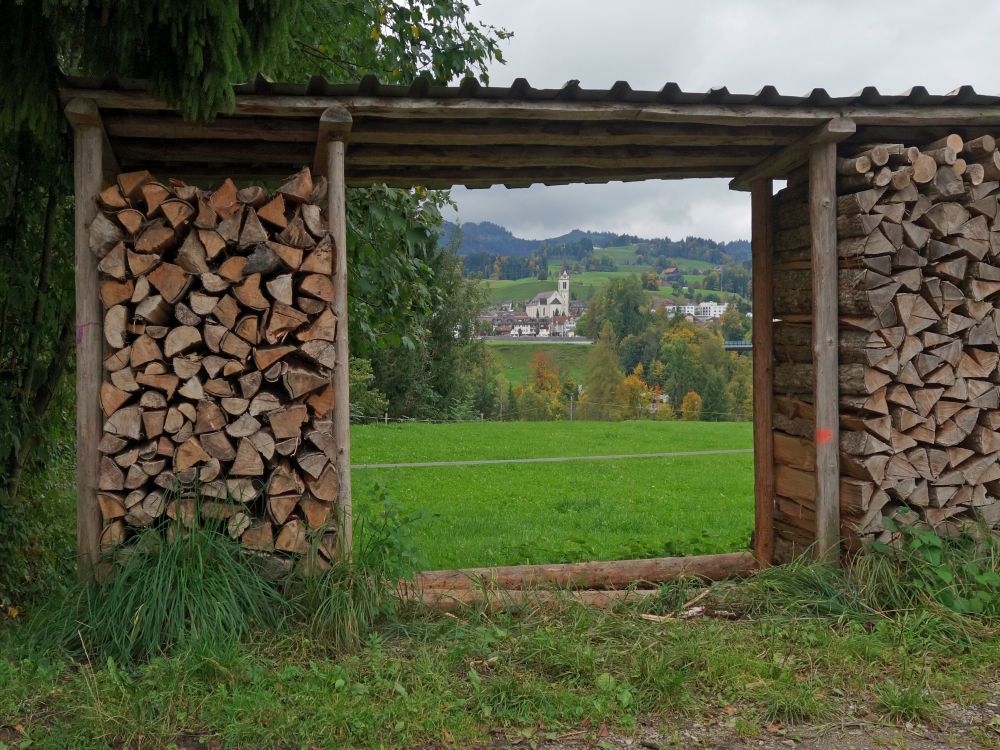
102,113 -> 807,147
345,144 -> 768,169
312,104 -> 353,177
343,165 -> 738,189
64,98 -> 121,178
729,117 -> 856,191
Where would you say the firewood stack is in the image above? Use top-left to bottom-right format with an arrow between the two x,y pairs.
89,167 -> 339,562
773,134 -> 1000,559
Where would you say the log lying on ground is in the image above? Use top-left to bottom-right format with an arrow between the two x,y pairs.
92,167 -> 340,560
414,551 -> 758,591
404,587 -> 663,613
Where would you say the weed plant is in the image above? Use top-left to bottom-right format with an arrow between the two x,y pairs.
717,523 -> 1000,643
296,491 -> 424,651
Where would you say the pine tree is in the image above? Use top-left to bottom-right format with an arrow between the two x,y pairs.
701,375 -> 727,422
580,322 -> 625,421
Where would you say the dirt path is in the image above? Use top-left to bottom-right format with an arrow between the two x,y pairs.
468,694 -> 1000,750
353,448 -> 754,470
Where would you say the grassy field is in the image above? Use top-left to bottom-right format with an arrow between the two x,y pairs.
487,340 -> 592,384
352,421 -> 754,569
351,420 -> 751,464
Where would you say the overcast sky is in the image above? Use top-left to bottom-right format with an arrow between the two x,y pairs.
444,0 -> 1000,242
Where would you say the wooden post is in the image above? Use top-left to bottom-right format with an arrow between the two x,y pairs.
319,106 -> 354,558
809,142 -> 841,564
750,179 -> 775,565
65,99 -> 107,579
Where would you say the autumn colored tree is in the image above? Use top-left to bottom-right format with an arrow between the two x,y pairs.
617,373 -> 651,419
681,391 -> 703,421
725,354 -> 753,421
531,351 -> 562,395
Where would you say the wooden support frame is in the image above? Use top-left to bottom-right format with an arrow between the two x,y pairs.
319,106 -> 355,559
730,117 -> 855,191
64,84 -> 869,581
809,142 -> 841,564
751,179 -> 775,565
65,99 -> 109,579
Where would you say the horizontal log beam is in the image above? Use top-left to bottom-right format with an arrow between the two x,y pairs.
344,166 -> 741,188
415,551 -> 757,591
61,88 -> 1000,127
104,113 -> 808,147
405,588 -> 661,613
730,117 -> 856,191
345,143 -> 769,169
113,164 -> 741,188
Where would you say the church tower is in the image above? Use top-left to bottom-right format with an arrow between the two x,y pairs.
558,269 -> 569,309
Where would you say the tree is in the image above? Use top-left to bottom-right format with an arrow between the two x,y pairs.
720,308 -> 746,340
681,391 -> 703,421
617,373 -> 651,420
580,322 -> 625,420
725,354 -> 753,421
0,0 -> 510,599
700,375 -> 727,422
584,276 -> 649,341
531,352 -> 561,395
349,358 -> 389,422
1,0 -> 511,477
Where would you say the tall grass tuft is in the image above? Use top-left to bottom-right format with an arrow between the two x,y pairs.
718,525 -> 1000,642
35,517 -> 288,666
298,490 -> 423,651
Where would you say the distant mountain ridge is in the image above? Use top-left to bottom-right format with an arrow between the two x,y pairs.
440,220 -> 750,264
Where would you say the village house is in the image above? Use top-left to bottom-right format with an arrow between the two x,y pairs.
661,301 -> 730,320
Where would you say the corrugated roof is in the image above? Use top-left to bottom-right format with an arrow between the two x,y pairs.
64,74 -> 1000,108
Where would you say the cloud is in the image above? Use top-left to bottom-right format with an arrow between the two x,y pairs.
443,0 -> 1000,240
446,180 -> 751,242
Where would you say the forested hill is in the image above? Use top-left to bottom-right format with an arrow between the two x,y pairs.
440,220 -> 750,265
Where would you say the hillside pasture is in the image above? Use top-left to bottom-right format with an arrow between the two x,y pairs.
352,420 -> 754,569
487,340 -> 592,385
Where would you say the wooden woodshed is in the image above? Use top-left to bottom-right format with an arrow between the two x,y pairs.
61,76 -> 1000,581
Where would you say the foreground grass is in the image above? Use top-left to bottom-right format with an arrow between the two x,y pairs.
351,420 -> 752,464
2,597 -> 997,750
355,452 -> 754,569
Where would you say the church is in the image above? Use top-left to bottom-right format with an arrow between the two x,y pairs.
525,269 -> 570,318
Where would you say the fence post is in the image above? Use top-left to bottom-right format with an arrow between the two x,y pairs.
384,412 -> 388,425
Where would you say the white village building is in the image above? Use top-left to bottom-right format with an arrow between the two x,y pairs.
661,301 -> 730,320
525,270 -> 570,318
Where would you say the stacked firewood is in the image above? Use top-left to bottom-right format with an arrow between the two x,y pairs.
90,167 -> 339,561
773,135 -> 1000,556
